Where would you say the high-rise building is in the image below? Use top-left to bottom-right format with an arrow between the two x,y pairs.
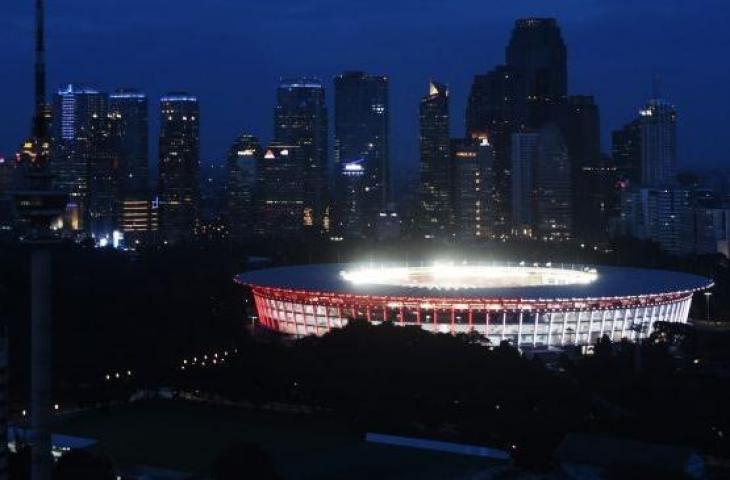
274,78 -> 327,232
158,93 -> 200,244
255,143 -> 304,239
506,17 -> 567,126
450,138 -> 496,240
227,134 -> 261,243
52,84 -> 108,233
0,157 -> 18,233
109,90 -> 149,196
108,90 -> 150,244
691,207 -> 730,256
334,159 -> 367,239
466,66 -> 527,234
552,95 -> 602,240
620,187 -> 691,255
534,124 -> 572,239
612,119 -> 642,187
639,99 -> 677,187
511,132 -> 540,236
511,125 -> 572,240
419,81 -> 451,238
333,71 -> 389,234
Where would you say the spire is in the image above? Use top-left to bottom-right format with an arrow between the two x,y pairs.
32,0 -> 49,140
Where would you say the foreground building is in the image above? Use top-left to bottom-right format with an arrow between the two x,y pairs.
236,263 -> 711,349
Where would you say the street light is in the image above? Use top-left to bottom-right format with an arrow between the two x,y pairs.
704,291 -> 712,323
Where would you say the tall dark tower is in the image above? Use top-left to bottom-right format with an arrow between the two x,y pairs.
274,78 -> 328,233
419,81 -> 451,238
158,93 -> 200,244
333,71 -> 390,237
506,17 -> 567,122
12,4 -> 68,480
16,0 -> 53,187
33,0 -> 50,142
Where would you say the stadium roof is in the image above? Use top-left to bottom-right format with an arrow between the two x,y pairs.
235,263 -> 712,301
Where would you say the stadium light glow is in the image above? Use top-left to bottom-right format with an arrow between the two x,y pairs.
340,264 -> 598,290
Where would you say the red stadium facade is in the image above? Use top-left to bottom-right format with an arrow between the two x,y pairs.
237,264 -> 713,348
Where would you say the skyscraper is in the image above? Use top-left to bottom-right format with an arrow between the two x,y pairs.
534,124 -> 572,239
109,90 -> 151,245
511,125 -> 572,240
506,17 -> 567,125
466,66 -> 527,234
333,71 -> 389,235
552,95 -> 602,240
419,81 -> 451,238
255,143 -> 304,239
52,84 -> 108,232
274,78 -> 327,232
612,118 -> 642,187
450,138 -> 496,240
334,159 -> 367,239
109,90 -> 149,197
158,93 -> 200,244
511,132 -> 540,236
639,99 -> 677,187
620,187 -> 691,255
227,134 -> 261,243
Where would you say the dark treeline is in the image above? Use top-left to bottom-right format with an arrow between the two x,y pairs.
172,320 -> 730,469
173,320 -> 587,468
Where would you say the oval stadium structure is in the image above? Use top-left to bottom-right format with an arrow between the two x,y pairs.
235,263 -> 713,348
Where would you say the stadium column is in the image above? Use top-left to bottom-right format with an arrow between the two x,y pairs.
324,303 -> 332,332
575,310 -> 583,345
468,308 -> 473,330
400,306 -> 405,326
546,312 -> 553,345
532,312 -> 538,347
501,312 -> 506,342
599,309 -> 608,339
450,307 -> 455,334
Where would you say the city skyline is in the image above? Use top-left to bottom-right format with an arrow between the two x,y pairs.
2,1 -> 729,179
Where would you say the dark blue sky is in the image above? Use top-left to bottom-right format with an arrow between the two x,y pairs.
2,0 -> 729,181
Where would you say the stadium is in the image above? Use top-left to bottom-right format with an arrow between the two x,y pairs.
235,263 -> 713,348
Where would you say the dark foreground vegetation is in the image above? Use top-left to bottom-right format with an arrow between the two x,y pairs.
1,236 -> 730,478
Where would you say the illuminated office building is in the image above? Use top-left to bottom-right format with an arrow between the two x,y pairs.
274,78 -> 327,233
158,93 -> 200,244
227,134 -> 261,243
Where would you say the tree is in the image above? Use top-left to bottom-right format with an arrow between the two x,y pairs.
211,441 -> 281,480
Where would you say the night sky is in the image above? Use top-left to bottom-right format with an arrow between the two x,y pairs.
2,0 -> 729,182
